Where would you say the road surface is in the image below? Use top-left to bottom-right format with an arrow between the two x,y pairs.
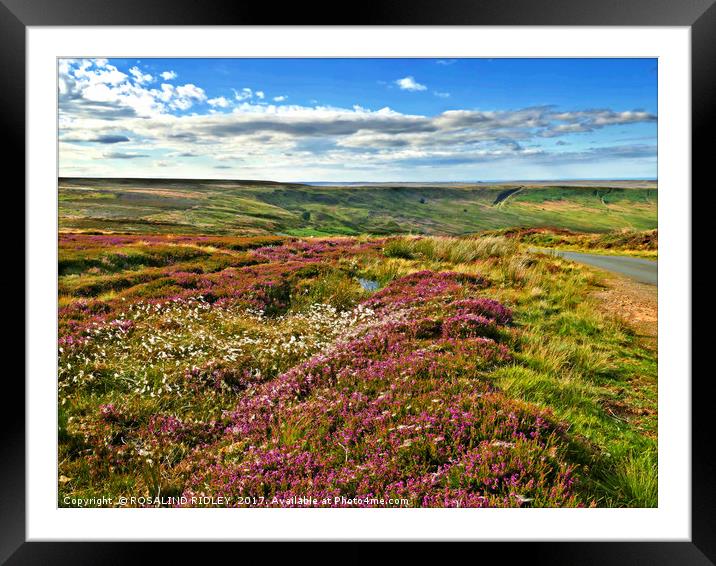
536,249 -> 657,286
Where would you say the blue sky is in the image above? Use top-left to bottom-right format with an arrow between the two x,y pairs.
59,58 -> 657,181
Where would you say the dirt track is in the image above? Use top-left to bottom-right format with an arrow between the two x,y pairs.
594,275 -> 657,349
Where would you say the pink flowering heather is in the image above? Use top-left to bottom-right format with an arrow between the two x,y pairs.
364,270 -> 488,312
176,271 -> 589,507
59,234 -> 600,509
442,313 -> 499,339
450,298 -> 513,325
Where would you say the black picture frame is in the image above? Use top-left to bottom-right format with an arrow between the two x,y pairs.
6,0 -> 708,561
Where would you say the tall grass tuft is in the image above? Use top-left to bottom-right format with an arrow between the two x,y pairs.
597,448 -> 658,507
291,271 -> 365,312
384,236 -> 517,263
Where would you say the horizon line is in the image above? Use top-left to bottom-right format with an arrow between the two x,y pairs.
58,176 -> 658,183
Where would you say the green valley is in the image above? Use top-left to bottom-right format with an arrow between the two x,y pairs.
59,178 -> 657,236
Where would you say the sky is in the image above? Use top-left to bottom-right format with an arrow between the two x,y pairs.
58,58 -> 657,182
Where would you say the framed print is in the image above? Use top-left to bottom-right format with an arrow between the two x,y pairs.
7,0 -> 710,561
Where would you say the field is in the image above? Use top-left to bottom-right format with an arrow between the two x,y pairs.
58,232 -> 657,508
59,178 -> 658,236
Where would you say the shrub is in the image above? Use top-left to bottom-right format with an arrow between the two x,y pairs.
442,313 -> 499,339
451,298 -> 513,325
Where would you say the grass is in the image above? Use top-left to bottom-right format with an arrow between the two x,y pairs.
491,227 -> 658,259
595,448 -> 658,507
58,232 -> 657,507
59,178 -> 657,236
384,236 -> 518,263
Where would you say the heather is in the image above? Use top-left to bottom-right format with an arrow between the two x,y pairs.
58,233 -> 657,507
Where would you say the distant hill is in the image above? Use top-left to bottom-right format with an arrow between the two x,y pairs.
58,178 -> 658,236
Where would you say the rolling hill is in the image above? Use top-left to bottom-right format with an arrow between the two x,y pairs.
59,178 -> 657,236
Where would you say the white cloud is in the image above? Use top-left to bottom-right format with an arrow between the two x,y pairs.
395,76 -> 427,91
166,83 -> 206,110
231,88 -> 268,102
433,91 -> 450,98
175,84 -> 205,100
59,59 -> 208,117
73,60 -> 127,86
233,87 -> 254,101
160,70 -> 177,80
273,95 -> 287,102
207,96 -> 231,108
129,66 -> 153,84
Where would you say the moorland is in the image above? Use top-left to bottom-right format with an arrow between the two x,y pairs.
58,179 -> 658,508
59,178 -> 657,236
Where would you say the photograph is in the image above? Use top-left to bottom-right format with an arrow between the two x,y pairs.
56,56 -> 660,510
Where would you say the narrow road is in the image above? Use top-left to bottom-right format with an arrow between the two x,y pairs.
492,186 -> 523,206
536,249 -> 657,286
